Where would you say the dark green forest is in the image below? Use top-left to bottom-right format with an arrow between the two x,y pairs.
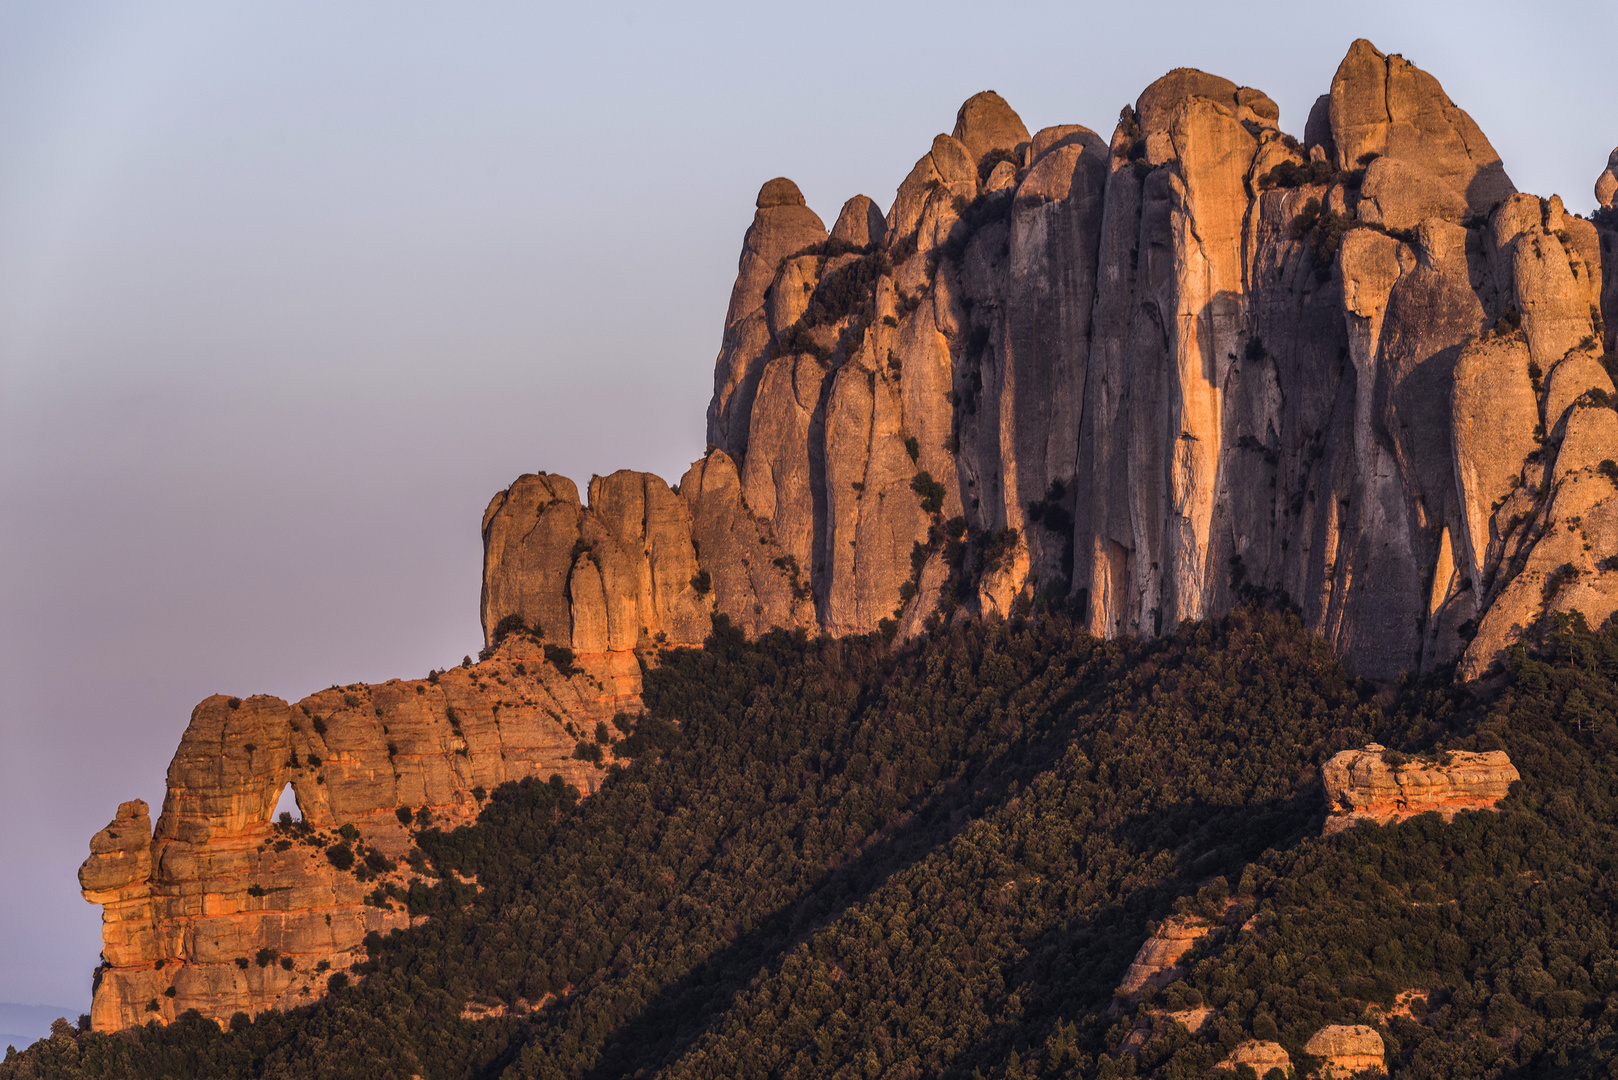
7,607 -> 1618,1079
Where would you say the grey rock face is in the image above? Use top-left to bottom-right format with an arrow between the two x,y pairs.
484,41 -> 1618,682
707,179 -> 829,458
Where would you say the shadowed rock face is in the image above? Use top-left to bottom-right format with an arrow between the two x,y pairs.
483,37 -> 1618,681
89,39 -> 1618,1035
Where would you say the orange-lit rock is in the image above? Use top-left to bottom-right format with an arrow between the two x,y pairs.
1303,1023 -> 1385,1076
81,641 -> 637,1033
1322,744 -> 1518,834
1116,915 -> 1213,997
1218,1040 -> 1292,1076
479,42 -> 1618,682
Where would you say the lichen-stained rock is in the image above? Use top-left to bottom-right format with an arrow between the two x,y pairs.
587,471 -> 713,647
1159,95 -> 1260,625
741,352 -> 828,578
1001,125 -> 1108,591
1303,1024 -> 1386,1077
678,450 -> 814,637
486,47 -> 1611,677
82,644 -> 633,1033
1356,156 -> 1469,232
1451,333 -> 1540,592
1498,194 -> 1596,374
1462,399 -> 1618,678
1322,743 -> 1519,833
80,799 -> 158,990
480,473 -> 583,651
481,470 -> 712,653
1545,348 -> 1616,439
829,195 -> 885,248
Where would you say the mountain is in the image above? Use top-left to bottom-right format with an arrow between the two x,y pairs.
17,36 -> 1618,1075
482,38 -> 1618,684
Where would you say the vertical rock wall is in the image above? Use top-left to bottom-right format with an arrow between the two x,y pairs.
89,39 -> 1618,1036
481,40 -> 1618,682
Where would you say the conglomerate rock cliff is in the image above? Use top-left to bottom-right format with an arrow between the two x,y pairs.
81,642 -> 637,1032
85,39 -> 1618,1034
483,39 -> 1618,682
1320,742 -> 1519,833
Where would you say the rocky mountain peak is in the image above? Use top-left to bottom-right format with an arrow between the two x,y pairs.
1329,37 -> 1515,215
500,39 -> 1617,683
950,90 -> 1030,164
755,176 -> 806,208
830,194 -> 885,247
80,42 -> 1618,1035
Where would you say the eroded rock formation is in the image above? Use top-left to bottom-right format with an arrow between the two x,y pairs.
1321,743 -> 1519,833
482,39 -> 1618,682
1303,1024 -> 1386,1076
1116,914 -> 1213,997
81,642 -> 637,1032
88,39 -> 1617,1035
1217,1040 -> 1292,1076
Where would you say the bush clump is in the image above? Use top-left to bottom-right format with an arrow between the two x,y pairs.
909,471 -> 947,515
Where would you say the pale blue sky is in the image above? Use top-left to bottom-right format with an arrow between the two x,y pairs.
1,0 -> 1613,1021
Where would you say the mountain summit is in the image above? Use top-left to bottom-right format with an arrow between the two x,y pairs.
484,37 -> 1618,684
66,39 -> 1618,1039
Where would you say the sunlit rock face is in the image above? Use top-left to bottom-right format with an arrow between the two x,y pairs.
483,38 -> 1618,683
1304,1023 -> 1387,1076
1321,743 -> 1519,833
89,39 -> 1618,1034
81,643 -> 633,1033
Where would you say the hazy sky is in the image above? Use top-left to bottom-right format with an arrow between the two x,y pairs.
2,0 -> 1613,1019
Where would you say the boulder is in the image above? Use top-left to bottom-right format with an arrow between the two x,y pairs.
1220,1040 -> 1292,1076
1116,915 -> 1213,996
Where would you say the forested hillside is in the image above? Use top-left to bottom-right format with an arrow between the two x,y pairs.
9,608 -> 1618,1079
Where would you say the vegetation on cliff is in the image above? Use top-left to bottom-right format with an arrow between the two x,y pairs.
8,608 -> 1618,1079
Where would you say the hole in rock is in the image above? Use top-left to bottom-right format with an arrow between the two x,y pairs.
273,782 -> 303,823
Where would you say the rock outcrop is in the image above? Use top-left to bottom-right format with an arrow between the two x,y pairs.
1116,915 -> 1213,997
481,38 -> 1618,682
81,642 -> 638,1033
1218,1040 -> 1292,1076
89,39 -> 1618,1036
1322,743 -> 1519,833
1303,1024 -> 1385,1076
